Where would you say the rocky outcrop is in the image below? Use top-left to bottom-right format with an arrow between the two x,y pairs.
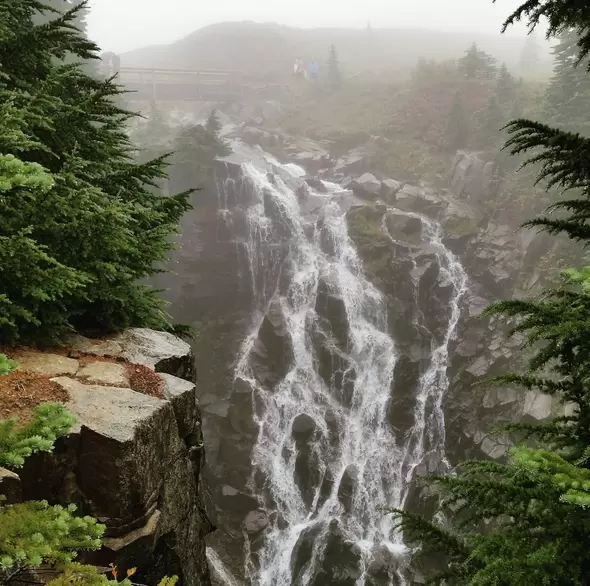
17,329 -> 212,586
450,151 -> 500,203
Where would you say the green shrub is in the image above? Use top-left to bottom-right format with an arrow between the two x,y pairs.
0,353 -> 17,375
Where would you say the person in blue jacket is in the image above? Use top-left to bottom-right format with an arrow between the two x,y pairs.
309,58 -> 319,81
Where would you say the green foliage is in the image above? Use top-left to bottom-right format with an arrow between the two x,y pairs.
543,29 -> 590,135
0,502 -> 104,573
472,94 -> 506,150
444,91 -> 469,151
457,42 -> 497,79
0,354 -> 17,375
0,403 -> 75,468
0,0 -> 190,345
391,1 -> 590,584
495,63 -> 518,105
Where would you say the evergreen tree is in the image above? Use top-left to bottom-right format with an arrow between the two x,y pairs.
391,3 -> 590,584
544,29 -> 590,135
444,91 -> 469,151
327,44 -> 342,92
458,42 -> 497,79
473,94 -> 506,150
495,62 -> 518,105
519,30 -> 540,76
0,0 -> 191,345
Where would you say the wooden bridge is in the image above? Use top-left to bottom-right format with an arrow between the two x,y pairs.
116,66 -> 246,102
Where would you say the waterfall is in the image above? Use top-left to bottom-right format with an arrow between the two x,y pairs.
219,152 -> 469,586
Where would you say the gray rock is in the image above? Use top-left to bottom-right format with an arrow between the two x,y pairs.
16,352 -> 79,376
116,328 -> 195,381
450,151 -> 498,202
351,173 -> 382,198
381,178 -> 402,200
77,361 -> 129,386
243,509 -> 270,534
292,413 -> 317,437
249,299 -> 294,387
304,176 -> 328,193
523,391 -> 553,420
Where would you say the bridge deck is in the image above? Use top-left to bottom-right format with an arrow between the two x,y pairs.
117,67 -> 245,101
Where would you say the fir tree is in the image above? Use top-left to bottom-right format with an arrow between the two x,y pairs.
327,44 -> 342,92
0,0 -> 191,345
544,29 -> 590,135
473,94 -> 506,150
495,62 -> 518,105
519,30 -> 540,76
458,42 -> 497,79
390,2 -> 590,584
444,91 -> 469,151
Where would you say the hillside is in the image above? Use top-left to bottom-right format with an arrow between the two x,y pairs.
120,21 -> 553,79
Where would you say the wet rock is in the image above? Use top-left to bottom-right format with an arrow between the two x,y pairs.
337,465 -> 358,513
382,178 -> 403,201
388,354 -> 421,435
450,151 -> 499,202
385,210 -> 422,245
291,523 -> 324,583
315,276 -> 349,351
249,299 -> 294,387
294,150 -> 332,174
351,173 -> 382,199
243,509 -> 270,534
304,176 -> 328,193
295,444 -> 323,509
292,413 -> 317,438
395,185 -> 447,217
313,520 -> 363,586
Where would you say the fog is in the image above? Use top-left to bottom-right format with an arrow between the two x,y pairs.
88,0 -> 530,53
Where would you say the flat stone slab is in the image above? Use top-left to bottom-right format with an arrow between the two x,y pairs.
17,352 -> 79,376
52,377 -> 166,442
70,335 -> 123,358
77,361 -> 129,386
115,328 -> 191,370
159,373 -> 195,400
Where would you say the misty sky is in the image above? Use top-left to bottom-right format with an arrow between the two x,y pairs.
88,0 -> 530,54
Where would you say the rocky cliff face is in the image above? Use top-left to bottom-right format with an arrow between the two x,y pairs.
9,329 -> 213,586
159,125 -> 561,584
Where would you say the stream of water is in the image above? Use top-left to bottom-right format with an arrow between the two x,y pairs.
214,153 -> 468,586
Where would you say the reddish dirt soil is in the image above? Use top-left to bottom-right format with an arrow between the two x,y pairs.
0,343 -> 165,422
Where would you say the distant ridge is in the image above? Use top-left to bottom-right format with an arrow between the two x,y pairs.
120,21 -> 553,78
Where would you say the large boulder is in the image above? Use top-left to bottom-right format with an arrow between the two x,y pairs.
450,151 -> 499,202
351,173 -> 382,199
249,299 -> 295,387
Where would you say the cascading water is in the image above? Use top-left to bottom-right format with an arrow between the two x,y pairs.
219,151 -> 469,586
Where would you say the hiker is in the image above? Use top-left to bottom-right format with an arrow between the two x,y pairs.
294,58 -> 304,79
309,58 -> 319,81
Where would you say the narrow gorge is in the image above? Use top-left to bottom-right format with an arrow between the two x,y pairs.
160,124 -> 559,586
